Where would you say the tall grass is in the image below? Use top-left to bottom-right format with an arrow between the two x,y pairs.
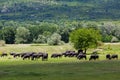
0,43 -> 120,54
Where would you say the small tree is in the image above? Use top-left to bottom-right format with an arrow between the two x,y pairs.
111,36 -> 119,43
33,35 -> 46,43
0,40 -> 5,46
47,33 -> 63,45
70,28 -> 101,54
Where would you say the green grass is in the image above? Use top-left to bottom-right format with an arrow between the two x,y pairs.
0,43 -> 120,80
0,60 -> 120,80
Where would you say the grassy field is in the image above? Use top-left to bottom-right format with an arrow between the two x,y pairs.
0,43 -> 120,54
0,60 -> 120,80
0,43 -> 120,80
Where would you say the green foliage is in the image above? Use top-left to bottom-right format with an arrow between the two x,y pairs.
0,40 -> 5,46
47,33 -> 64,45
70,28 -> 101,52
111,36 -> 119,43
15,27 -> 30,44
0,0 -> 120,21
43,31 -> 52,39
1,27 -> 16,44
33,35 -> 46,43
102,35 -> 113,42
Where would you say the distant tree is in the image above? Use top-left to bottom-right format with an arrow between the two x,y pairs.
33,35 -> 46,43
57,27 -> 71,43
114,26 -> 120,40
43,31 -> 52,39
100,22 -> 116,35
111,36 -> 119,43
70,28 -> 101,54
102,35 -> 113,42
47,33 -> 64,45
27,25 -> 41,42
86,22 -> 99,30
1,27 -> 16,44
15,27 -> 30,44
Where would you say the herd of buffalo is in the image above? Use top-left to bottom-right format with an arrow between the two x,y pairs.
0,50 -> 118,61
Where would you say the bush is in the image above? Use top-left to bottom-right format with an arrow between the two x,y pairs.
0,40 -> 5,46
33,35 -> 46,43
47,33 -> 64,45
97,41 -> 104,46
111,36 -> 119,43
102,35 -> 112,42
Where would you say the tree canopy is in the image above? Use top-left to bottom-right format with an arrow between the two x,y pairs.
70,28 -> 101,53
15,27 -> 30,44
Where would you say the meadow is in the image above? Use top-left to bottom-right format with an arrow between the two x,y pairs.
0,43 -> 120,80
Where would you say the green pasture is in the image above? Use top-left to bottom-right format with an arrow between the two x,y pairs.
0,60 -> 120,80
0,43 -> 119,80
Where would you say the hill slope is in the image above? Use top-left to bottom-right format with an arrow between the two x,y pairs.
0,0 -> 120,21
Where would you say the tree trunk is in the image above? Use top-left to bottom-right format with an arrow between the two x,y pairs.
84,48 -> 87,54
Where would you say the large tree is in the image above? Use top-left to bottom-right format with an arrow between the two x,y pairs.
15,27 -> 30,44
1,27 -> 16,44
70,28 -> 101,53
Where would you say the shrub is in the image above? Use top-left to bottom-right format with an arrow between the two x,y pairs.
47,33 -> 64,45
0,40 -> 5,46
33,35 -> 46,43
111,36 -> 119,43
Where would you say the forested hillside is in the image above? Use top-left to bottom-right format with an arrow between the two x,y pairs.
0,0 -> 120,21
0,0 -> 120,44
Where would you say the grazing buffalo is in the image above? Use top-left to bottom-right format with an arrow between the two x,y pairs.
23,54 -> 31,60
21,53 -> 28,58
106,54 -> 118,60
106,54 -> 111,60
10,52 -> 16,56
1,53 -> 8,57
111,54 -> 118,59
42,53 -> 48,61
13,53 -> 21,58
22,52 -> 36,60
31,54 -> 39,60
51,53 -> 62,58
89,54 -> 99,61
77,53 -> 87,60
31,52 -> 43,60
62,51 -> 77,57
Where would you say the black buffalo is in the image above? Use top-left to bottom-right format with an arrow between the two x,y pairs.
31,52 -> 43,60
106,54 -> 111,60
1,53 -> 8,57
42,53 -> 48,61
10,52 -> 16,56
89,54 -> 99,61
111,54 -> 118,59
106,54 -> 118,60
23,54 -> 31,60
51,53 -> 62,58
13,53 -> 21,58
22,52 -> 36,60
77,53 -> 87,60
62,51 -> 77,57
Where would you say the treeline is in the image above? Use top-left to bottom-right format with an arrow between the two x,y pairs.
0,21 -> 120,44
0,21 -> 72,44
